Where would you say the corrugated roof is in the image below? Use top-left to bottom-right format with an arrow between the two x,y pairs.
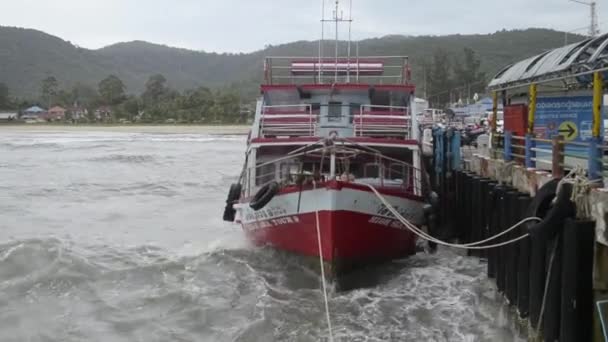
488,34 -> 608,89
24,106 -> 46,113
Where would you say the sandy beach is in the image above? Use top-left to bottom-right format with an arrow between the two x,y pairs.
0,124 -> 250,135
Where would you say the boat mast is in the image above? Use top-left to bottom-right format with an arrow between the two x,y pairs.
334,0 -> 340,83
346,0 -> 352,83
319,0 -> 325,84
320,0 -> 352,83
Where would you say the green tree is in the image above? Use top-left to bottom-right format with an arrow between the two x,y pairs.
428,49 -> 452,108
0,83 -> 9,109
71,83 -> 99,106
143,74 -> 168,103
41,76 -> 59,108
98,75 -> 126,105
453,47 -> 487,101
121,96 -> 141,121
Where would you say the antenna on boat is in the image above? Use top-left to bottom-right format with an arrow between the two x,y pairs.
346,0 -> 353,83
333,0 -> 340,83
320,0 -> 353,84
319,0 -> 325,84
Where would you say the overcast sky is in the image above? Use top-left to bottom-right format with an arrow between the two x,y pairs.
1,0 -> 606,52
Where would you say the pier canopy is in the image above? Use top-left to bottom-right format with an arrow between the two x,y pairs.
488,33 -> 608,91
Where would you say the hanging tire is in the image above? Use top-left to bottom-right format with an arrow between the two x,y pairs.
222,183 -> 242,222
250,182 -> 280,211
527,179 -> 575,241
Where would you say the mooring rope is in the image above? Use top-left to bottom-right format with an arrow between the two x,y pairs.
364,183 -> 541,250
313,180 -> 334,342
533,238 -> 559,341
557,166 -> 601,219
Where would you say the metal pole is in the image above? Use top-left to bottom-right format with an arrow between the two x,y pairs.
356,41 -> 360,82
491,91 -> 498,134
504,131 -> 513,162
591,1 -> 598,37
589,71 -> 604,181
334,0 -> 339,83
592,71 -> 603,138
346,0 -> 352,83
319,0 -> 325,84
528,83 -> 537,134
330,150 -> 336,179
552,136 -> 565,178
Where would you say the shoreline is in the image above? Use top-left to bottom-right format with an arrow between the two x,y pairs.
0,124 -> 250,135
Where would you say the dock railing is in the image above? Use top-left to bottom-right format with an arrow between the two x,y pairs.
492,132 -> 606,181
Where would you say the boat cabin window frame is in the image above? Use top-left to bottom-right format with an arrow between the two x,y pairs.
256,162 -> 277,186
328,101 -> 342,122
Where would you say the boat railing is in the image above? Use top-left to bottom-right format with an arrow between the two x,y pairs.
263,56 -> 411,85
242,146 -> 423,197
260,104 -> 317,137
354,104 -> 411,139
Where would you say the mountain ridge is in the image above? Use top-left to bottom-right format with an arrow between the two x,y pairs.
0,26 -> 585,99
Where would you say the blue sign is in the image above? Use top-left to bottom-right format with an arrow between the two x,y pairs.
534,96 -> 602,157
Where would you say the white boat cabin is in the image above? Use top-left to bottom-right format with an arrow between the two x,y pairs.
241,56 -> 424,199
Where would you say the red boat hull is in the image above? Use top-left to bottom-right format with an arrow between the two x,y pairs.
236,181 -> 425,276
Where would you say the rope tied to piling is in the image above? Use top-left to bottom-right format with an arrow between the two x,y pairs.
557,166 -> 601,220
497,161 -> 517,185
365,183 -> 541,250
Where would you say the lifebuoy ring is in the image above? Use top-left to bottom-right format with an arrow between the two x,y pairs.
222,183 -> 242,222
527,179 -> 576,241
250,182 -> 279,211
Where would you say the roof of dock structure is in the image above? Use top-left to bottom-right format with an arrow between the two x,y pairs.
488,33 -> 608,91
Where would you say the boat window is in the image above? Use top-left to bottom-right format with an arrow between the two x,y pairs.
349,103 -> 360,123
389,163 -> 406,181
364,163 -> 380,178
256,163 -> 276,186
370,90 -> 390,107
389,91 -> 408,108
328,102 -> 342,122
280,162 -> 300,183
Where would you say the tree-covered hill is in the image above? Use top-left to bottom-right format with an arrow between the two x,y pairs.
0,26 -> 584,100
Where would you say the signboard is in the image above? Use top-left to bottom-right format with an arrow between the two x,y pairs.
534,96 -> 601,158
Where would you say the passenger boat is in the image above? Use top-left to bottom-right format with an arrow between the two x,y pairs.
223,1 -> 432,278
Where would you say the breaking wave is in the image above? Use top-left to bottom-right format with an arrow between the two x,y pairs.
0,237 -> 521,342
89,154 -> 157,164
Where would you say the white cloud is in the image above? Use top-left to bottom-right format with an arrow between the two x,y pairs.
0,0 -> 605,52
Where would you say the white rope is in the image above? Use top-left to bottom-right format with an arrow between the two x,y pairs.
364,183 -> 541,250
557,166 -> 601,219
313,180 -> 334,342
533,238 -> 559,340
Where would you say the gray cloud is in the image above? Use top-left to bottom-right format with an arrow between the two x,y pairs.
1,0 -> 605,52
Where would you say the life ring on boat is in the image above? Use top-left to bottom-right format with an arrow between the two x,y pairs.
249,181 -> 280,211
526,179 -> 576,241
222,183 -> 242,222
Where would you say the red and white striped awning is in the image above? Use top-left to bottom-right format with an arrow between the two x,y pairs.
291,60 -> 384,76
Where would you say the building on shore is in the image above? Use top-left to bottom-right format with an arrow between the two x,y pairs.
0,112 -> 17,122
21,106 -> 47,121
45,106 -> 66,121
95,106 -> 112,121
68,105 -> 88,121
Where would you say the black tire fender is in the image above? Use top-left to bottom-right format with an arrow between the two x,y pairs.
249,182 -> 280,211
527,179 -> 575,241
222,183 -> 242,222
